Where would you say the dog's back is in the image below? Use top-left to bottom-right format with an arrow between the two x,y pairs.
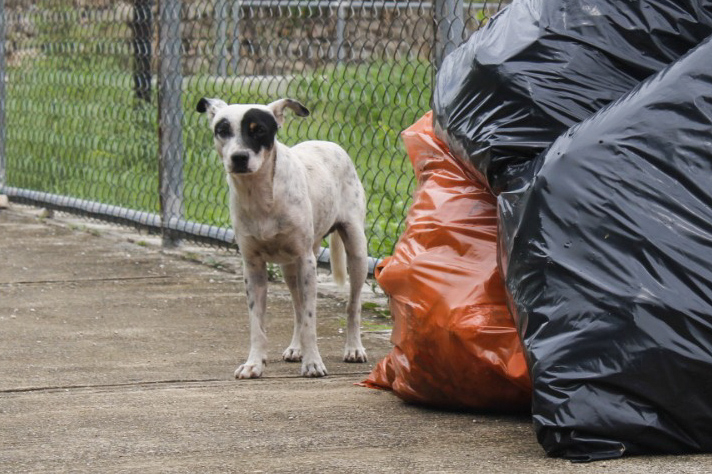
290,140 -> 366,223
291,141 -> 358,184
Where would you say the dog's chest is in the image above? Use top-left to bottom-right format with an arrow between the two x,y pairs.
239,215 -> 282,242
236,213 -> 309,263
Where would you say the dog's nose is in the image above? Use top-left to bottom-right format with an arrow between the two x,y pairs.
230,153 -> 249,173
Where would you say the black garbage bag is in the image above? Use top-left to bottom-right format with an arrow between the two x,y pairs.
433,0 -> 712,194
498,36 -> 712,461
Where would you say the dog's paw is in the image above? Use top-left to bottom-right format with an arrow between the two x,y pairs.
234,361 -> 264,379
282,346 -> 302,362
301,359 -> 328,378
343,346 -> 368,363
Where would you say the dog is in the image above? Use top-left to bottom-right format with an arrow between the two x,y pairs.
197,97 -> 368,378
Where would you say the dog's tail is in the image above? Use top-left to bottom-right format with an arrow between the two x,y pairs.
329,232 -> 348,289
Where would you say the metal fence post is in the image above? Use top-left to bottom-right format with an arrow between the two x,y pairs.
215,0 -> 228,76
158,0 -> 184,247
0,0 -> 6,195
132,0 -> 153,103
434,0 -> 464,70
334,1 -> 346,63
229,1 -> 241,73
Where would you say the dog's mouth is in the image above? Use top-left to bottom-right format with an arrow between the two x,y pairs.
227,161 -> 251,175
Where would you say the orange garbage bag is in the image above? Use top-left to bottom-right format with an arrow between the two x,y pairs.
362,112 -> 531,411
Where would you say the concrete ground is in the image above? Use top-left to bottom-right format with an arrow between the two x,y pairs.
2,204 -> 712,473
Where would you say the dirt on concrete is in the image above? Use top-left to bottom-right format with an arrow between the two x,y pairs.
2,204 -> 712,473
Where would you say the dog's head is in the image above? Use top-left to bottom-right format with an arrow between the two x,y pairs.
196,98 -> 310,175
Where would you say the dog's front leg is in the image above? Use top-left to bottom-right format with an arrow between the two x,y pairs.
235,257 -> 269,379
281,262 -> 304,362
295,253 -> 327,377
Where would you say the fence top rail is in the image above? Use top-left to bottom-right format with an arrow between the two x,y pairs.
228,0 -> 488,9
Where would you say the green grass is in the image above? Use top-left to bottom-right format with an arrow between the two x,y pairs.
5,52 -> 429,258
6,60 -> 159,213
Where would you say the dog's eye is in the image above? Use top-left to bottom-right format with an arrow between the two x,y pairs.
249,123 -> 265,136
216,126 -> 232,139
214,119 -> 233,139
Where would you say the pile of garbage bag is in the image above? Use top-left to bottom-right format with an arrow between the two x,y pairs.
366,0 -> 712,461
433,0 -> 712,194
362,113 -> 531,412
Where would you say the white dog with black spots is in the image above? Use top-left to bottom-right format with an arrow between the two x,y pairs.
197,97 -> 368,378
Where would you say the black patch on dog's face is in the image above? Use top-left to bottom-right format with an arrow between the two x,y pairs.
214,118 -> 233,139
241,109 -> 278,154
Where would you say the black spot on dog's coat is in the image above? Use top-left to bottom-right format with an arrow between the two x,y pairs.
241,109 -> 278,154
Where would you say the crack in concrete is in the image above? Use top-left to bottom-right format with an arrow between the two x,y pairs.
0,275 -> 174,286
0,373 -> 373,395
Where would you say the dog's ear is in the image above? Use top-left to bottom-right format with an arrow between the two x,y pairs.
267,98 -> 310,127
196,97 -> 228,121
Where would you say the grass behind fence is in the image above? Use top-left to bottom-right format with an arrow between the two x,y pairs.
5,56 -> 428,258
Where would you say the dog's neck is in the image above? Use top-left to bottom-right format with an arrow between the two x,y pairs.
228,143 -> 280,214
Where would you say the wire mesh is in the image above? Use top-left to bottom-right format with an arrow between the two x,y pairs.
1,0 -> 506,261
3,1 -> 159,217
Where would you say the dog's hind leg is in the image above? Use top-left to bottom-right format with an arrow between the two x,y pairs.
329,232 -> 347,289
281,262 -> 303,362
338,223 -> 368,363
235,257 -> 269,379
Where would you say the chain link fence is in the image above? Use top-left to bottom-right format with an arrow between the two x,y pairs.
0,0 -> 505,268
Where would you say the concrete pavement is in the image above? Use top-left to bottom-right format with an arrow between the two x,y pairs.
2,204 -> 712,473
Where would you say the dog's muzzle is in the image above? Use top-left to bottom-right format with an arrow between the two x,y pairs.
230,152 -> 250,174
